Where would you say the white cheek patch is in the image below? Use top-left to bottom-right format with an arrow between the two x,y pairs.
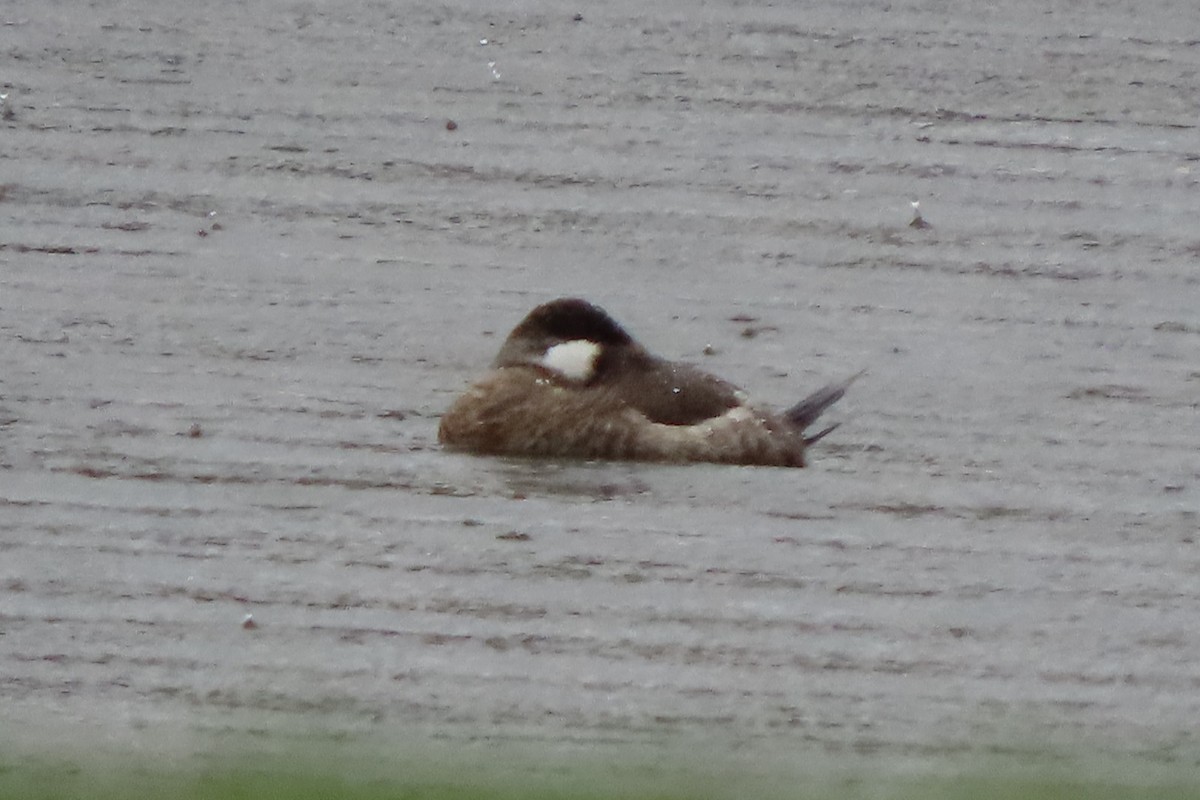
541,339 -> 601,382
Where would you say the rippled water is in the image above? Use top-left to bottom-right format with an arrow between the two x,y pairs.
2,0 -> 1198,777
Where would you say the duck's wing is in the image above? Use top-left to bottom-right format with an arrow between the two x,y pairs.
597,355 -> 745,426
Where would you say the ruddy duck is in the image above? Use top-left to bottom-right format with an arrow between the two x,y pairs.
438,298 -> 857,467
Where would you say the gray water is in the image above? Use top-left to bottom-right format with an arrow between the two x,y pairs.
2,0 -> 1198,780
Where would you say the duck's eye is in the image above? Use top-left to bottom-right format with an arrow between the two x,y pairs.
541,340 -> 600,382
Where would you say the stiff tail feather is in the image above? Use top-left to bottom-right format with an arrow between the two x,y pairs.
785,370 -> 864,445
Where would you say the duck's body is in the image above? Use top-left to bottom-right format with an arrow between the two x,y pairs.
438,298 -> 855,468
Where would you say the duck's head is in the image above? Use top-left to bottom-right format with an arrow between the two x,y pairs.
492,298 -> 638,383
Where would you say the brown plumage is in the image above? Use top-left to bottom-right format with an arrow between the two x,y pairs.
438,298 -> 856,467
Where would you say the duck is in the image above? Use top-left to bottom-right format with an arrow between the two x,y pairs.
438,298 -> 857,467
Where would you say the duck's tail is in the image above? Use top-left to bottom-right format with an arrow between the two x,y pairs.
785,370 -> 864,445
